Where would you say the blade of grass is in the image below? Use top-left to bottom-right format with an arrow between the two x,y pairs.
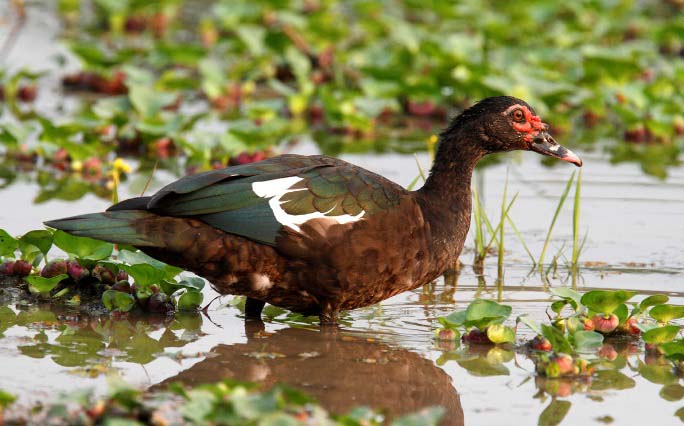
571,168 -> 582,266
538,171 -> 576,267
472,187 -> 485,258
406,174 -> 421,191
484,192 -> 518,252
506,214 -> 535,265
414,154 -> 427,182
497,171 -> 508,279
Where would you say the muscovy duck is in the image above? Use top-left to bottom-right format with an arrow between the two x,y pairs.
46,96 -> 581,324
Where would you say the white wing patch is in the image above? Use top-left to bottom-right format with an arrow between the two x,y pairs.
252,176 -> 365,233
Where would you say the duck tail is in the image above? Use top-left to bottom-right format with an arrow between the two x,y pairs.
44,210 -> 160,247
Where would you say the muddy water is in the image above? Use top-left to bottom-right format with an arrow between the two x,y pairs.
3,146 -> 684,425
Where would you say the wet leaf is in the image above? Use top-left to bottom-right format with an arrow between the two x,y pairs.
161,277 -> 205,295
541,324 -> 573,354
661,384 -> 684,401
580,290 -> 636,315
26,274 -> 68,295
120,263 -> 167,287
466,299 -> 512,322
573,330 -> 604,352
18,230 -> 53,258
538,400 -> 571,426
177,290 -> 204,311
641,294 -> 669,310
643,325 -> 681,344
102,289 -> 135,312
660,340 -> 684,362
119,250 -> 182,279
0,229 -> 18,257
486,324 -> 515,344
550,287 -> 582,310
53,230 -> 113,260
650,305 -> 684,323
517,315 -> 542,335
437,310 -> 466,328
614,303 -> 629,324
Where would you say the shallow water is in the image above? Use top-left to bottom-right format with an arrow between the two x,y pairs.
3,4 -> 684,425
3,146 -> 684,425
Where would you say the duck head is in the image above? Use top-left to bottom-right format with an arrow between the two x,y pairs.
440,96 -> 582,167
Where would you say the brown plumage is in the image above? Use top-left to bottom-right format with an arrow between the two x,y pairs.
46,96 -> 582,325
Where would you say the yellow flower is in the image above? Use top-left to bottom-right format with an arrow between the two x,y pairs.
112,158 -> 132,174
428,134 -> 438,145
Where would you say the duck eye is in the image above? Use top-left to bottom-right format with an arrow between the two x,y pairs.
512,109 -> 525,122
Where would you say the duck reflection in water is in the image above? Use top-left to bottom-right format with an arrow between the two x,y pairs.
160,322 -> 464,426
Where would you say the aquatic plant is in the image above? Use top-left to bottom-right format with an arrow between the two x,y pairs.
0,227 -> 204,314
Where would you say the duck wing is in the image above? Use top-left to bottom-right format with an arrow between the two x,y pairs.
109,154 -> 406,246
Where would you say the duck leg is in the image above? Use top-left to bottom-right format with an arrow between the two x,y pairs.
319,304 -> 339,326
245,298 -> 266,320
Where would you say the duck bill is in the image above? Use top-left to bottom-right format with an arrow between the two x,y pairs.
529,132 -> 582,167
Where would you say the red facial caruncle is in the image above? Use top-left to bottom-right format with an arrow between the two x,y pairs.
504,104 -> 546,142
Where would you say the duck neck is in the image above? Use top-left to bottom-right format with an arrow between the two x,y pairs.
418,132 -> 484,207
415,132 -> 485,259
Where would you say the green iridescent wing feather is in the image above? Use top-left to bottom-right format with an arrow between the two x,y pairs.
108,154 -> 405,246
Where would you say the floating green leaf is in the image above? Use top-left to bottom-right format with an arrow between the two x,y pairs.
0,229 -> 18,257
573,330 -> 604,352
650,305 -> 684,323
53,230 -> 113,260
643,325 -> 681,344
516,315 -> 542,335
102,289 -> 136,312
550,287 -> 582,310
177,290 -> 204,311
486,324 -> 515,344
19,230 -> 53,260
580,290 -> 637,315
640,294 -> 669,310
541,324 -> 573,354
26,274 -> 68,295
120,263 -> 167,287
462,299 -> 512,330
437,310 -> 467,328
